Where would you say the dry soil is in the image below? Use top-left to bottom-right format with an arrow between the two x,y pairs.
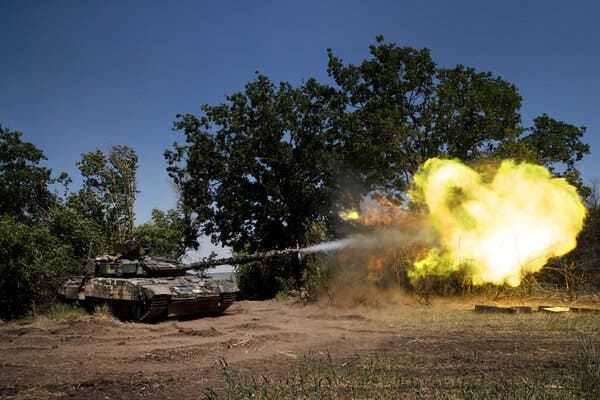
1,294 -> 598,399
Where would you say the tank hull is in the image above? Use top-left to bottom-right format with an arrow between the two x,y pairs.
59,275 -> 239,322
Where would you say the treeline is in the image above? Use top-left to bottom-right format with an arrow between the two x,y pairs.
1,36 -> 598,318
0,126 -> 186,319
166,36 -> 598,298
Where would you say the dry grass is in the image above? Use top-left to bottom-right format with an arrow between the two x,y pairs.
206,308 -> 600,399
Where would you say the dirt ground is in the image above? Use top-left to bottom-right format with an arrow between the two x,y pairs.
1,294 -> 599,399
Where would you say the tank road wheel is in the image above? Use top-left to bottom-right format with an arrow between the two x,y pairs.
107,301 -> 156,322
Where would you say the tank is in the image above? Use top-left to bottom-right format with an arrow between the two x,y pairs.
58,240 -> 240,322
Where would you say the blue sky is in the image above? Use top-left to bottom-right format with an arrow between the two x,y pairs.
2,1 -> 599,228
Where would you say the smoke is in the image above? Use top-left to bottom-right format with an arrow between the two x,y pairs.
301,228 -> 434,254
312,157 -> 586,295
301,238 -> 356,253
301,212 -> 435,306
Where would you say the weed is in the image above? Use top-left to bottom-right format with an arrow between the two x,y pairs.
15,302 -> 88,326
459,381 -> 565,400
206,343 -> 599,400
577,334 -> 600,399
275,291 -> 288,302
38,302 -> 88,320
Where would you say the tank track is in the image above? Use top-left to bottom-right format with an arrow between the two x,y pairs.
137,295 -> 169,323
219,292 -> 238,312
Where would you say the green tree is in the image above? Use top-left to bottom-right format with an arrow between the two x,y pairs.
0,125 -> 66,221
326,36 -> 439,193
74,145 -> 138,246
46,205 -> 109,259
166,75 -> 345,253
434,65 -> 523,161
501,114 -> 589,192
0,124 -> 83,318
327,36 -> 588,193
167,37 -> 590,296
64,187 -> 112,253
135,208 -> 187,259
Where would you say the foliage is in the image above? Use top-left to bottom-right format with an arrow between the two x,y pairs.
0,124 -> 66,222
328,36 -> 588,194
168,36 -> 589,293
529,115 -> 589,181
46,205 -> 110,259
0,215 -> 82,320
168,74 -> 343,291
166,76 -> 345,253
500,114 -> 589,193
235,262 -> 271,300
65,186 -> 111,243
135,208 -> 187,259
327,39 -> 439,193
235,252 -> 301,300
33,302 -> 88,321
0,127 -> 88,319
435,66 -> 523,161
0,125 -> 143,319
74,145 -> 138,246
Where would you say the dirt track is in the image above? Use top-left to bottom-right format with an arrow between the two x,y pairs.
1,296 -> 598,399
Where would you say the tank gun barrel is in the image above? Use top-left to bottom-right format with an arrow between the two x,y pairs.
186,248 -> 299,270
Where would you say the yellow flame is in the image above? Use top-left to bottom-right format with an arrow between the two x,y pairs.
339,196 -> 411,227
409,158 -> 586,286
339,210 -> 360,221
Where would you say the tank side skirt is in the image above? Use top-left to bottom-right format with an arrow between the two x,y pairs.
137,295 -> 169,322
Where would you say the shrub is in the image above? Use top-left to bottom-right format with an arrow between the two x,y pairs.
0,216 -> 82,319
235,252 -> 302,300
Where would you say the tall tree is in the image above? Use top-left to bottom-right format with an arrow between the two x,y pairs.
500,114 -> 589,192
168,36 -> 589,256
46,205 -> 109,259
166,75 -> 345,252
327,36 -> 438,193
135,208 -> 187,259
0,215 -> 80,319
328,36 -> 589,193
74,145 -> 138,245
0,124 -> 82,318
434,65 -> 523,161
0,125 -> 66,221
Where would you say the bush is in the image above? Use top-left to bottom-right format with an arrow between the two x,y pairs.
235,252 -> 302,300
235,261 -> 273,300
0,216 -> 82,319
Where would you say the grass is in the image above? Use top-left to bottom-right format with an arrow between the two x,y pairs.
205,352 -> 587,400
577,334 -> 600,399
8,301 -> 118,328
13,302 -> 89,325
35,302 -> 89,320
204,311 -> 600,400
275,291 -> 289,302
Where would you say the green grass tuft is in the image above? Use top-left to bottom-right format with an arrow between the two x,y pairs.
204,334 -> 600,400
40,302 -> 88,320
